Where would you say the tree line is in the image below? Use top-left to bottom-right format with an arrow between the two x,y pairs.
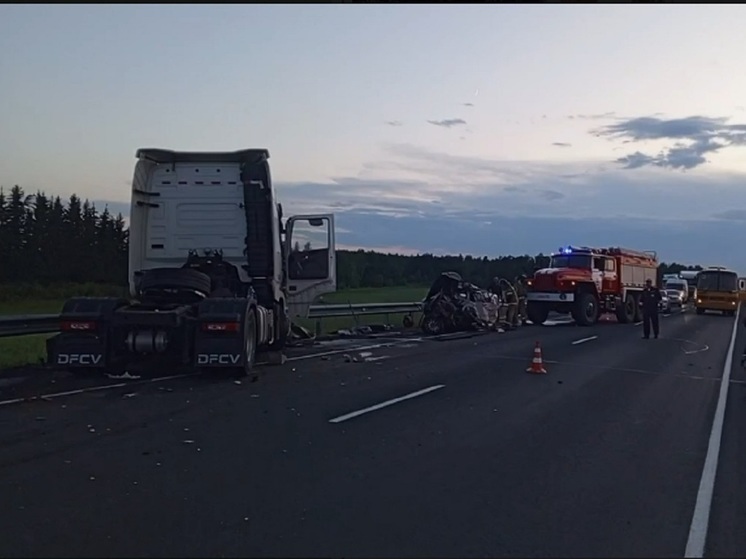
0,186 -> 701,289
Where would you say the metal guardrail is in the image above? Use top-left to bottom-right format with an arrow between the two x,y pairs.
0,302 -> 424,338
307,302 -> 422,319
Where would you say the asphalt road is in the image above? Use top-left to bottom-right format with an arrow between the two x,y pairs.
0,306 -> 744,558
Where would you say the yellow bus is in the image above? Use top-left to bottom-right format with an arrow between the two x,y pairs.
695,267 -> 739,316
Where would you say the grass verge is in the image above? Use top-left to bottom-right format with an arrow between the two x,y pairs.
0,334 -> 54,370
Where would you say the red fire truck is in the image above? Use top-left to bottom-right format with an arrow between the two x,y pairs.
526,245 -> 659,326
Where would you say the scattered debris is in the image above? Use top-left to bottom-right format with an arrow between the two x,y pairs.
363,355 -> 388,363
183,440 -> 195,444
122,392 -> 137,399
106,372 -> 142,380
336,324 -> 394,338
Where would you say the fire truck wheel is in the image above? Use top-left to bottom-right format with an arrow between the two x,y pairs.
632,294 -> 643,322
527,303 -> 549,325
575,292 -> 599,326
616,293 -> 636,323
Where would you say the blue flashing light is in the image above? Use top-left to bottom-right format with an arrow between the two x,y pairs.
558,246 -> 573,254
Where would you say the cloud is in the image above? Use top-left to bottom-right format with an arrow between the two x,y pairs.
463,103 -> 474,107
593,115 -> 746,170
427,118 -> 467,128
552,142 -> 572,148
273,143 -> 746,270
538,189 -> 565,201
712,209 -> 746,221
385,120 -> 403,127
88,142 -> 746,274
568,112 -> 616,120
320,210 -> 746,273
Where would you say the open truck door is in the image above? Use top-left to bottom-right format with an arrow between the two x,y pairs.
285,214 -> 337,320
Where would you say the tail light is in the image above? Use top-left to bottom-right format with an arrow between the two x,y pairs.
61,320 -> 98,332
201,322 -> 240,333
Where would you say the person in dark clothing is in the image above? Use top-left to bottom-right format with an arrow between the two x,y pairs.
639,278 -> 662,339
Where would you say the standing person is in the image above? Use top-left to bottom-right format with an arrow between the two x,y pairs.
639,278 -> 662,339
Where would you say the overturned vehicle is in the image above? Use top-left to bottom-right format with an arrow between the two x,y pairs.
419,272 -> 518,335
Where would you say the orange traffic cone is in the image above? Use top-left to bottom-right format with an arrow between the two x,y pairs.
526,341 -> 548,374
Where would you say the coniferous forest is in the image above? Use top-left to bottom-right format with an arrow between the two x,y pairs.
0,186 -> 702,290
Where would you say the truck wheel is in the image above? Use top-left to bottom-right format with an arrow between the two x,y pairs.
574,292 -> 599,326
616,293 -> 636,323
696,307 -> 705,315
267,301 -> 290,351
633,294 -> 643,322
139,268 -> 212,296
527,303 -> 549,325
238,308 -> 258,378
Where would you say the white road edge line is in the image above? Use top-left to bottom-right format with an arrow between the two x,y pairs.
571,335 -> 598,345
0,373 -> 200,408
329,384 -> 445,424
684,304 -> 741,557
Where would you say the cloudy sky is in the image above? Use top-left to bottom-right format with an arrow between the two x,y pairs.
2,4 -> 746,271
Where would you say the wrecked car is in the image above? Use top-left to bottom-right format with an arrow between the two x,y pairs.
420,271 -> 513,335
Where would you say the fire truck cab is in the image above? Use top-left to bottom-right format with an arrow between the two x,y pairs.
526,245 -> 659,326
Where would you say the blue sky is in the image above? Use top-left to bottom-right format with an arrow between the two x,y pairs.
2,4 -> 746,271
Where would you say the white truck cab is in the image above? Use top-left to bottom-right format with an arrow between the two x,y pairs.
48,148 -> 337,378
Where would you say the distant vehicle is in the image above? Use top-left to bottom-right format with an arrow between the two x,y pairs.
665,289 -> 683,308
663,278 -> 689,303
696,267 -> 739,316
47,148 -> 338,378
525,245 -> 659,326
659,291 -> 671,313
679,270 -> 700,300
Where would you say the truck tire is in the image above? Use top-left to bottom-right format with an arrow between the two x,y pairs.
267,300 -> 290,351
139,268 -> 212,296
616,293 -> 636,324
574,292 -> 599,326
527,303 -> 549,325
633,294 -> 643,322
238,307 -> 258,378
696,307 -> 705,315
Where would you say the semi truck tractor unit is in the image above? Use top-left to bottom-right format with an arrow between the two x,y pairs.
47,148 -> 337,377
526,246 -> 659,326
